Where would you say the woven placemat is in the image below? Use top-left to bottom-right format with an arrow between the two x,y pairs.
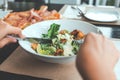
0,47 -> 82,80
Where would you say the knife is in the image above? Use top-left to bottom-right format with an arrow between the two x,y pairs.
15,37 -> 52,44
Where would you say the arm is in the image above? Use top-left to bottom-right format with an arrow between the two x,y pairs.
76,32 -> 120,80
0,20 -> 24,48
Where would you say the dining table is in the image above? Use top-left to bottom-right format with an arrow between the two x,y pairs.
0,1 -> 120,80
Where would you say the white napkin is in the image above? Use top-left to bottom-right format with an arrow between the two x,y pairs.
115,59 -> 120,80
112,40 -> 120,51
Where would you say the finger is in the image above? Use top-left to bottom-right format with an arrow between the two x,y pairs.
0,20 -> 25,38
0,37 -> 17,48
7,27 -> 25,38
83,32 -> 97,44
85,32 -> 104,43
84,32 -> 96,41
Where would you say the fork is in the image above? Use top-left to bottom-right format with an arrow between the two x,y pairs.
71,6 -> 84,17
14,36 -> 52,44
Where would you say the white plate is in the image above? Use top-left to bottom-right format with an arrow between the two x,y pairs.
84,9 -> 119,22
19,19 -> 102,63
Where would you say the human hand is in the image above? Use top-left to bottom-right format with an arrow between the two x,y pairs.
76,32 -> 120,80
0,20 -> 24,48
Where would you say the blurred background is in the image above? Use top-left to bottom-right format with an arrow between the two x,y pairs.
0,0 -> 119,6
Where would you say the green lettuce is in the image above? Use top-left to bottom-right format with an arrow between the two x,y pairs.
42,23 -> 60,39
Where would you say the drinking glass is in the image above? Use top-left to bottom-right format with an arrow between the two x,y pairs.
3,0 -> 8,11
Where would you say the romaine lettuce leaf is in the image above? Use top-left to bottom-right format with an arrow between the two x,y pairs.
42,23 -> 60,39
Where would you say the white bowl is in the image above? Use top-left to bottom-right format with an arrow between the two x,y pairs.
19,19 -> 102,64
